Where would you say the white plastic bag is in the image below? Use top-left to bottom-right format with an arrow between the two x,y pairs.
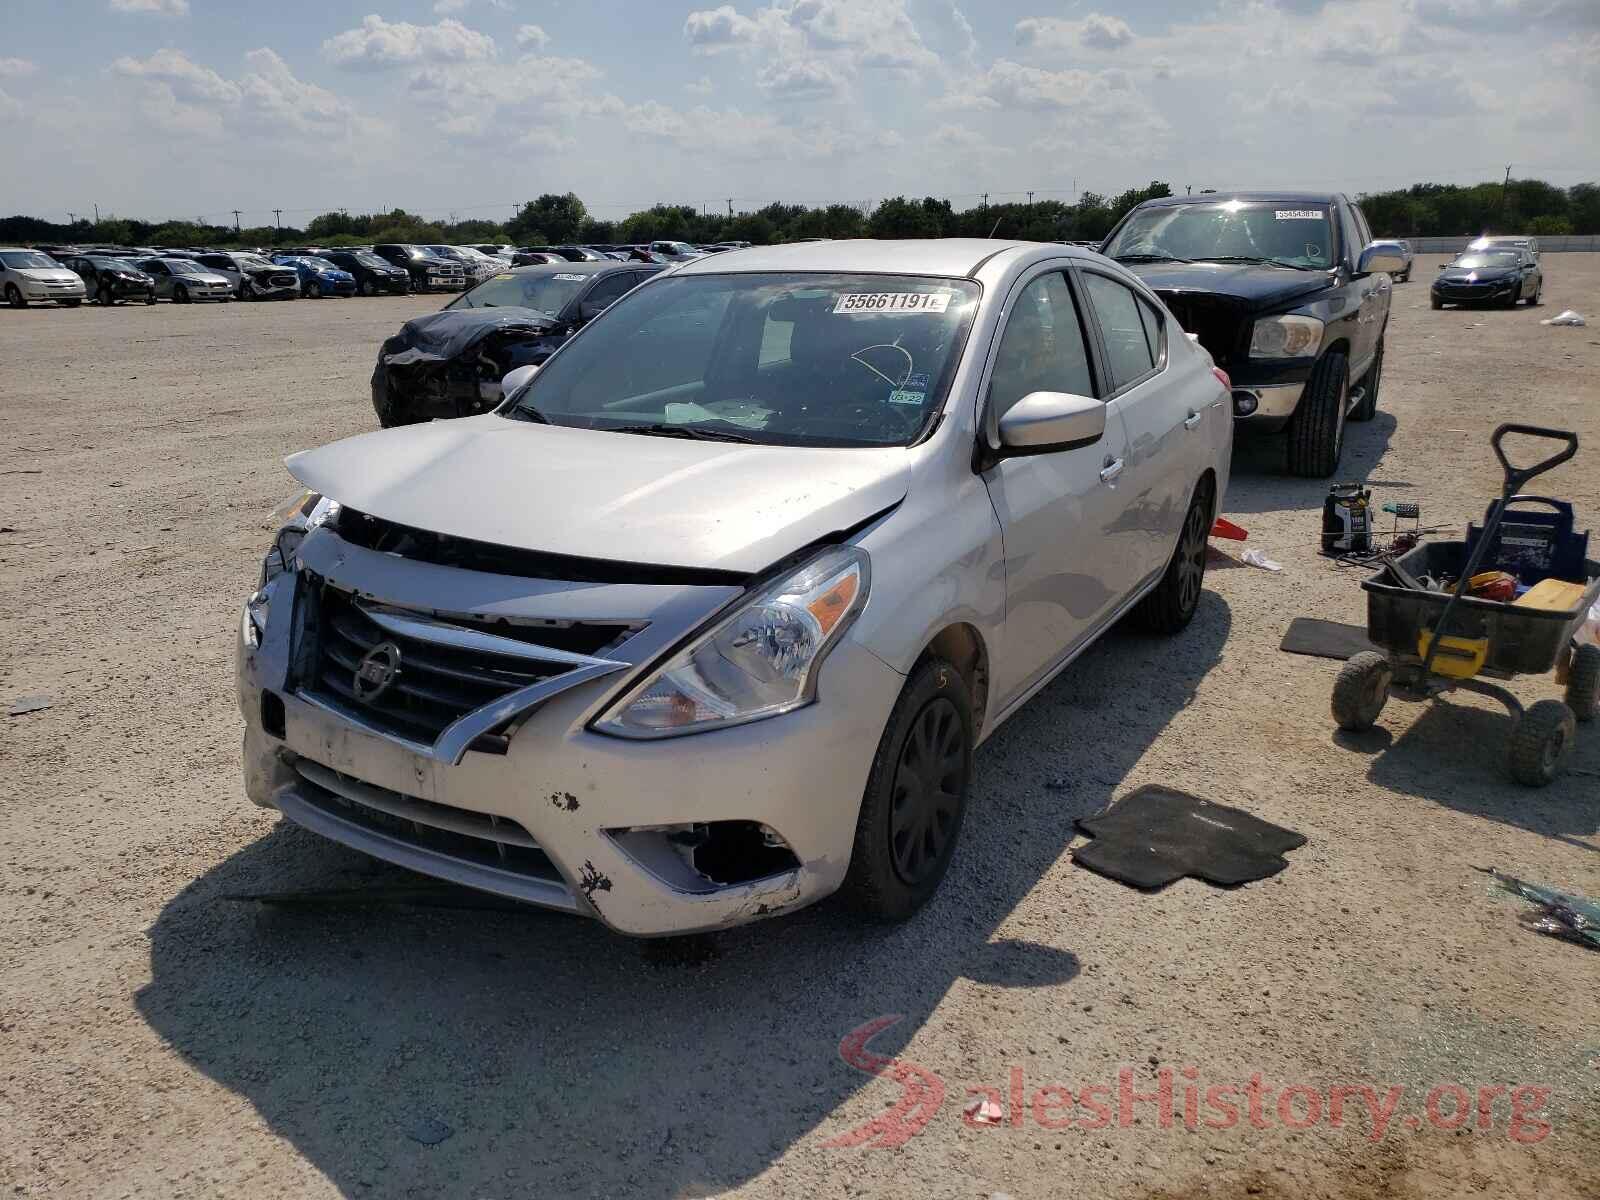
1241,548 -> 1283,572
1540,310 -> 1586,327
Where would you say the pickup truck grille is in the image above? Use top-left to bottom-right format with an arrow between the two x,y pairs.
1155,293 -> 1249,367
303,586 -> 631,749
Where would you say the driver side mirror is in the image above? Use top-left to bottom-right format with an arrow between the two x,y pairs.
500,363 -> 541,398
1356,242 -> 1405,276
996,391 -> 1106,456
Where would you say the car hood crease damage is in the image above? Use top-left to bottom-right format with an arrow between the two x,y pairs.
285,416 -> 912,573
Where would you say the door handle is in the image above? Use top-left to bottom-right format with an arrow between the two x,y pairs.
1183,410 -> 1202,430
1099,458 -> 1125,484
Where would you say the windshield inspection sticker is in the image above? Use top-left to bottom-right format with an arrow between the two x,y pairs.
554,273 -> 586,281
834,291 -> 951,315
1275,210 -> 1322,220
888,372 -> 930,406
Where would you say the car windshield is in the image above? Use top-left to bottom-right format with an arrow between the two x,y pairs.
92,257 -> 137,271
237,255 -> 274,269
426,246 -> 464,259
1104,201 -> 1335,269
448,271 -> 590,316
167,261 -> 202,274
2,251 -> 59,269
504,272 -> 981,448
353,252 -> 390,269
1452,252 -> 1520,269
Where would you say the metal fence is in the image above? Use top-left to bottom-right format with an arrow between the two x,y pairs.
1397,235 -> 1600,254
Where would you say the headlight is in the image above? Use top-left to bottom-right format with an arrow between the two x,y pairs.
261,490 -> 338,586
594,545 -> 870,739
1249,314 -> 1323,359
242,589 -> 271,648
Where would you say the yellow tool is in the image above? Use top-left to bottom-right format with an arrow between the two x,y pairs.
1417,629 -> 1489,679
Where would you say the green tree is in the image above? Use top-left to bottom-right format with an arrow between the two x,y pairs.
509,193 -> 588,244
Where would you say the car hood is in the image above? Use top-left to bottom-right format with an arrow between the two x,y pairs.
1436,266 -> 1515,283
189,273 -> 231,285
1115,260 -> 1332,311
22,268 -> 82,283
285,415 -> 911,574
388,307 -> 561,361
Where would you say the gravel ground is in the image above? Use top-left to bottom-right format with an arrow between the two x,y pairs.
2,259 -> 1598,1199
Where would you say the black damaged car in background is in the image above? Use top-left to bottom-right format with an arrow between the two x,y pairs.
314,249 -> 410,296
1100,191 -> 1405,477
371,260 -> 662,427
63,254 -> 156,305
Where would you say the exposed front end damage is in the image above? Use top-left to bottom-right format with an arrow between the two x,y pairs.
245,266 -> 301,301
236,512 -> 903,936
1154,289 -> 1310,432
370,309 -> 561,426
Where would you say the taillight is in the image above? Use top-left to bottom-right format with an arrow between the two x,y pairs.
1211,366 -> 1231,390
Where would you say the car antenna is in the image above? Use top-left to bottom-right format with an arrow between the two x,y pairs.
987,217 -> 1003,238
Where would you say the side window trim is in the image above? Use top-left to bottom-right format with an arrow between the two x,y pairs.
1071,265 -> 1166,398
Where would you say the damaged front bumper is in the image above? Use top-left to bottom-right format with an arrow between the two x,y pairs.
236,527 -> 902,935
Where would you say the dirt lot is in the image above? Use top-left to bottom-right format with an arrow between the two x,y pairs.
2,259 -> 1598,1199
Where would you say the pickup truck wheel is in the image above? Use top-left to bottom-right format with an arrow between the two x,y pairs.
1133,478 -> 1213,634
1350,337 -> 1382,422
842,656 -> 973,922
1285,349 -> 1348,478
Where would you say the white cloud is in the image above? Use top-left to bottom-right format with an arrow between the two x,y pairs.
684,5 -> 763,51
756,57 -> 845,99
1015,13 -> 1136,53
111,49 -> 241,103
0,88 -> 20,120
0,57 -> 38,78
108,0 -> 189,14
322,15 -> 498,68
686,74 -> 715,95
238,48 -> 356,135
435,0 -> 512,12
515,24 -> 551,50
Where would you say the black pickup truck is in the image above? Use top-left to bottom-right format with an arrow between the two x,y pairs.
1099,191 -> 1404,477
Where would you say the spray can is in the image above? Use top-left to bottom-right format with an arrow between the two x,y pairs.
1322,483 -> 1373,554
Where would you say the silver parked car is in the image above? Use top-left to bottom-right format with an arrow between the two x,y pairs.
137,257 -> 234,302
238,240 -> 1232,935
193,251 -> 300,301
1369,239 -> 1413,282
1,247 -> 87,307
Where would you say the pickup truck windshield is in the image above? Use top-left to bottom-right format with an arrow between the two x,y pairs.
504,272 -> 980,448
1105,202 -> 1334,270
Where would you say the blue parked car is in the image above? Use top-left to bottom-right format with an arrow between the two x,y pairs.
271,254 -> 357,299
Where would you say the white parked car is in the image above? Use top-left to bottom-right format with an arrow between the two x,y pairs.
1,248 -> 87,307
238,240 -> 1232,936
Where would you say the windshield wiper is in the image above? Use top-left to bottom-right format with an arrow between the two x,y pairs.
1113,253 -> 1195,263
606,422 -> 756,444
503,401 -> 548,424
1201,255 -> 1319,271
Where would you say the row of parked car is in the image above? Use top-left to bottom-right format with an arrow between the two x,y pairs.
0,238 -> 756,309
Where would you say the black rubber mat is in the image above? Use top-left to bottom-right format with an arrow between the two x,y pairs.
1073,785 -> 1306,889
1279,617 -> 1379,661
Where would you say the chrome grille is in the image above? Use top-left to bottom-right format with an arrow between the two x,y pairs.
303,586 -> 632,753
293,758 -> 565,886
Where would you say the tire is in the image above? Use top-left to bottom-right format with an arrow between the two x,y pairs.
1566,643 -> 1600,723
1285,349 -> 1349,478
1350,336 -> 1383,422
1508,700 -> 1576,787
236,281 -> 248,301
97,285 -> 115,306
360,277 -> 376,297
1332,652 -> 1392,732
841,656 -> 974,922
174,284 -> 190,304
306,279 -> 322,299
1430,295 -> 1443,310
61,299 -> 81,308
1133,477 -> 1213,634
1525,281 -> 1541,307
144,293 -> 156,305
5,283 -> 24,309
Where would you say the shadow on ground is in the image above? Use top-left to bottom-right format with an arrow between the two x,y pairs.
136,596 -> 1232,1197
1225,410 -> 1398,515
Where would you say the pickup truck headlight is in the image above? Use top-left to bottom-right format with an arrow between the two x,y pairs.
594,545 -> 870,739
1249,314 -> 1323,359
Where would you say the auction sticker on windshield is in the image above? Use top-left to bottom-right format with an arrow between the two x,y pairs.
1275,210 -> 1323,220
834,291 -> 951,314
554,273 -> 586,281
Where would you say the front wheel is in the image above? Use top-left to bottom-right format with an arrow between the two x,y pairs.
5,283 -> 24,309
174,284 -> 190,304
1430,295 -> 1443,310
144,292 -> 156,305
1508,700 -> 1575,787
60,298 -> 82,308
306,279 -> 322,299
1133,478 -> 1213,634
1332,652 -> 1392,731
1285,349 -> 1349,478
1567,644 -> 1600,723
360,278 -> 376,297
841,657 -> 973,922
1525,281 -> 1541,307
97,285 -> 115,306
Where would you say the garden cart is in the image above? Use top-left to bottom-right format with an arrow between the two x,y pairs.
1333,424 -> 1600,786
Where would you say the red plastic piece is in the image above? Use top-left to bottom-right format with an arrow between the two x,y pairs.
1211,517 -> 1248,541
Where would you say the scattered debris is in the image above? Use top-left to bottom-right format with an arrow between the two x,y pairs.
1477,867 -> 1600,950
1240,548 -> 1283,572
578,860 -> 613,900
1279,618 -> 1378,661
407,1117 -> 454,1146
1211,517 -> 1248,540
965,1096 -> 1004,1125
1540,310 -> 1586,327
8,695 -> 53,717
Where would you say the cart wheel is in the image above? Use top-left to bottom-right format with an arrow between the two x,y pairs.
1508,700 -> 1576,787
1566,644 -> 1600,723
1332,651 -> 1392,731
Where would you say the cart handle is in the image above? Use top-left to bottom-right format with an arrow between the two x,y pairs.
1491,425 -> 1578,495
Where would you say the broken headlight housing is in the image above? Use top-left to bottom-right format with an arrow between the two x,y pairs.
1249,313 -> 1323,359
246,491 -> 338,646
594,545 -> 870,739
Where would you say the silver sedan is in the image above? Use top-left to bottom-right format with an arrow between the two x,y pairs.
138,258 -> 233,303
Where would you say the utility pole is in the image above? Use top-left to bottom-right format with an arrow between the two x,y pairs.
981,192 -> 988,209
1186,184 -> 1192,195
272,208 -> 282,229
232,209 -> 242,232
727,197 -> 734,217
1027,191 -> 1034,206
1500,164 -> 1512,225
93,203 -> 100,222
67,211 -> 76,225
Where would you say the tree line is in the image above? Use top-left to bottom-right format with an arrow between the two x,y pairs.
4,178 -> 1596,252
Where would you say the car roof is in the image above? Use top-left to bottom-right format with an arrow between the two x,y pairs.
1137,190 -> 1345,207
671,238 -> 1043,279
507,261 -> 655,278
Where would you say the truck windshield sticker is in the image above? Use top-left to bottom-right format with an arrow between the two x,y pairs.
554,273 -> 586,281
834,291 -> 951,315
1275,210 -> 1323,220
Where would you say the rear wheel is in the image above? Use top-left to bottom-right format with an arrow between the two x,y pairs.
5,284 -> 24,309
1508,700 -> 1575,787
1350,336 -> 1383,422
1566,644 -> 1600,723
1133,477 -> 1213,634
842,656 -> 973,922
1332,652 -> 1392,732
1285,349 -> 1349,478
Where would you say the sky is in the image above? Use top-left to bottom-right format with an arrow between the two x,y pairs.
1,0 -> 1596,227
